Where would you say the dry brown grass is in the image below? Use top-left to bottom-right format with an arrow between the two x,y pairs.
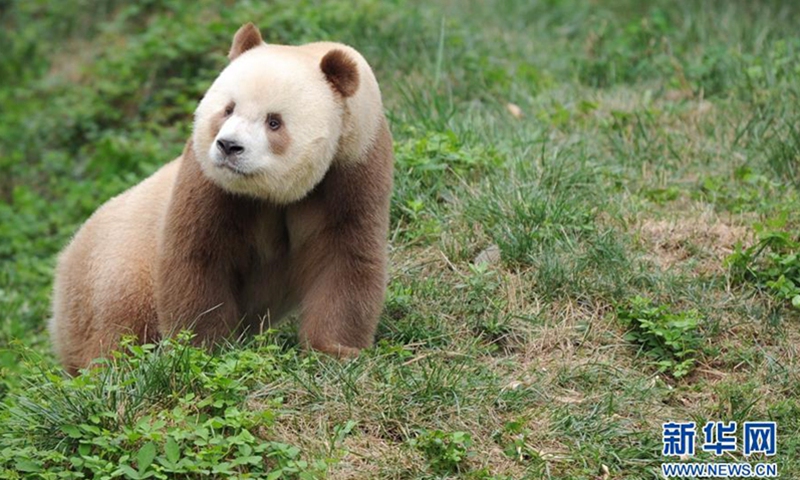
638,210 -> 752,275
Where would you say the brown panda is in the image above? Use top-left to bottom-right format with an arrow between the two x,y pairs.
49,23 -> 393,375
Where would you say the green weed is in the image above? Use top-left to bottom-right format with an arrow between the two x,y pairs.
617,296 -> 704,378
409,429 -> 474,474
728,218 -> 800,310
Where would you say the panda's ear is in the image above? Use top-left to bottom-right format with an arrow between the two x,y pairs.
228,23 -> 263,61
321,49 -> 360,98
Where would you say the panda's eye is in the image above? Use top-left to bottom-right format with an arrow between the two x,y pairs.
224,103 -> 235,116
267,113 -> 282,131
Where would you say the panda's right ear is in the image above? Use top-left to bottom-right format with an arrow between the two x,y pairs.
228,23 -> 263,61
321,49 -> 360,98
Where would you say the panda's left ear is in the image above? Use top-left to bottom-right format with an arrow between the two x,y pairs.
321,49 -> 360,98
229,23 -> 263,61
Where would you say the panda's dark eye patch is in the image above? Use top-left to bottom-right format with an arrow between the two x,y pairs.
224,102 -> 235,116
267,113 -> 282,131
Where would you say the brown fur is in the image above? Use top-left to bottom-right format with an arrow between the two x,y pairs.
50,28 -> 393,373
209,108 -> 228,139
266,114 -> 291,155
321,49 -> 360,98
288,118 -> 392,355
228,23 -> 263,60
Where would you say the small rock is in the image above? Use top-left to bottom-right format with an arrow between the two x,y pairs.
474,244 -> 501,266
598,464 -> 610,480
503,380 -> 523,391
506,102 -> 523,119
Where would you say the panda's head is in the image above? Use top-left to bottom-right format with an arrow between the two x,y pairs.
192,23 -> 363,203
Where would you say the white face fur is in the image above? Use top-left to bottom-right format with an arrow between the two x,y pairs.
193,45 -> 344,204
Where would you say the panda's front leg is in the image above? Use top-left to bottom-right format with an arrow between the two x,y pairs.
291,223 -> 387,358
154,253 -> 242,346
154,148 -> 248,346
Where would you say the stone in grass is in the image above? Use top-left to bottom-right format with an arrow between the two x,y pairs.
506,102 -> 523,119
474,244 -> 501,266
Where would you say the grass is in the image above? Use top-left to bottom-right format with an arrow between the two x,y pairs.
1,0 -> 800,477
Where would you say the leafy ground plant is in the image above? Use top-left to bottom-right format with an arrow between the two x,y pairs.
617,296 -> 704,379
409,429 -> 474,474
727,218 -> 800,309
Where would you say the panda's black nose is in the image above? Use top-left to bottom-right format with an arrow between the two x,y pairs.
217,138 -> 245,156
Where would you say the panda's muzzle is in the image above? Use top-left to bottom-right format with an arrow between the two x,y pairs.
216,138 -> 245,157
214,138 -> 251,175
